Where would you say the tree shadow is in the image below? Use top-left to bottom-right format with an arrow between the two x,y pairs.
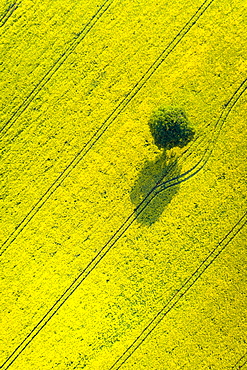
130,151 -> 181,225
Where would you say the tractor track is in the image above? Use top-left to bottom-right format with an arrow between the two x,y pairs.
0,0 -> 113,135
0,0 -> 215,256
1,74 -> 245,370
108,212 -> 247,370
0,2 -> 19,28
231,352 -> 247,370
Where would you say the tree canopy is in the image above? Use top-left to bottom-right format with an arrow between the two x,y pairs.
148,106 -> 195,150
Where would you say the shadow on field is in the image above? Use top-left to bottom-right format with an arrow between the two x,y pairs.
130,151 -> 181,225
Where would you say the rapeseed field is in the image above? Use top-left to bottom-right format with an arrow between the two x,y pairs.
0,0 -> 246,369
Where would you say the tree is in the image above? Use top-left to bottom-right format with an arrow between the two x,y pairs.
148,106 -> 195,150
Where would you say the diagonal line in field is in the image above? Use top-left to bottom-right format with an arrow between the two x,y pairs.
108,212 -> 247,370
0,2 -> 19,27
231,353 -> 247,370
0,0 -> 113,135
1,75 -> 244,370
155,77 -> 247,194
0,0 -> 215,256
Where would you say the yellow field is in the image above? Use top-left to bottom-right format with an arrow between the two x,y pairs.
0,0 -> 246,369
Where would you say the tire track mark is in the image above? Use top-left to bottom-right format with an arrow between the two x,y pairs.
0,2 -> 19,27
0,0 -> 215,256
154,77 -> 247,194
231,353 -> 247,370
1,74 -> 244,370
0,0 -> 113,135
108,213 -> 247,370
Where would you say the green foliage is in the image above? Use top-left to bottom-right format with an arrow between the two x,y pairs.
148,106 -> 195,150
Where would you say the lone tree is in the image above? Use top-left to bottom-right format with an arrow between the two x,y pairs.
148,106 -> 195,150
